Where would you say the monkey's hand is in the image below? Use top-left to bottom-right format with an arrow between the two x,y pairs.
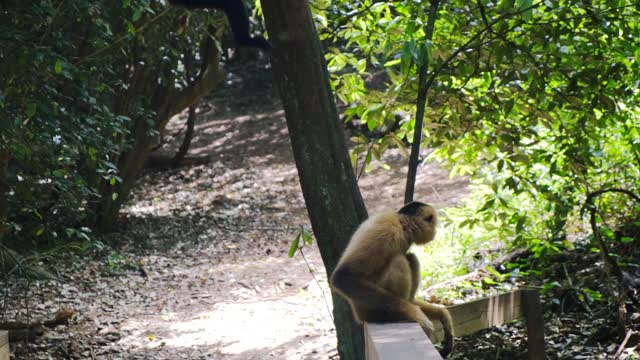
414,301 -> 454,358
416,312 -> 436,339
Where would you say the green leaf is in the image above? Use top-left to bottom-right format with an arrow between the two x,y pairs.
288,234 -> 300,258
390,135 -> 409,158
541,281 -> 561,294
88,147 -> 97,161
483,277 -> 496,285
103,161 -> 118,170
301,230 -> 313,245
54,59 -> 62,74
504,98 -> 515,114
516,0 -> 533,20
52,169 -> 65,178
479,198 -> 495,212
486,265 -> 503,279
620,237 -> 634,244
132,8 -> 142,22
384,59 -> 401,67
25,103 -> 37,118
500,0 -> 515,10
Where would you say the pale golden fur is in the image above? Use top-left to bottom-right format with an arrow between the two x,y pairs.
331,202 -> 454,357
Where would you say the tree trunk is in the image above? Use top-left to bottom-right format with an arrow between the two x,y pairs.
260,2 -> 368,360
0,151 -> 11,240
172,105 -> 197,167
95,114 -> 159,231
94,33 -> 224,232
173,47 -> 198,167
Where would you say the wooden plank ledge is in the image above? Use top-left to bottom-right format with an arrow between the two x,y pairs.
365,322 -> 443,360
364,290 -> 544,360
0,330 -> 8,360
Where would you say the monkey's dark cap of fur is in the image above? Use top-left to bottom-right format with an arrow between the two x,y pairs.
398,201 -> 429,216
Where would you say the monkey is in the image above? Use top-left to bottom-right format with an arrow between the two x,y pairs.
330,201 -> 454,357
168,0 -> 271,51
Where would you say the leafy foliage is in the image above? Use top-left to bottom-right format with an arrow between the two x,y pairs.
316,0 -> 640,261
0,0 -> 219,246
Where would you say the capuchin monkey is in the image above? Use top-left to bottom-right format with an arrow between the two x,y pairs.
169,0 -> 271,51
331,201 -> 454,357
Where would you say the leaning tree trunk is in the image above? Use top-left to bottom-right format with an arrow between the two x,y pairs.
173,46 -> 198,167
172,105 -> 197,167
94,34 -> 224,232
260,2 -> 368,360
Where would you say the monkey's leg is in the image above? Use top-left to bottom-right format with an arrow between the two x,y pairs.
414,300 -> 454,357
406,252 -> 421,300
332,267 -> 434,333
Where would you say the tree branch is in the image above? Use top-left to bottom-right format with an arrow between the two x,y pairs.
404,0 -> 441,204
584,187 -> 640,336
166,32 -> 225,118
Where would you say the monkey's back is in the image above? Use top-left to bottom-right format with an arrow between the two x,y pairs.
336,211 -> 408,275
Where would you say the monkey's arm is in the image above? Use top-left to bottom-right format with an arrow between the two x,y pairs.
331,266 -> 430,326
405,252 -> 454,355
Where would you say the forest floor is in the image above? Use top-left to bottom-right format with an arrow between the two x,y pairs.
5,59 -> 470,359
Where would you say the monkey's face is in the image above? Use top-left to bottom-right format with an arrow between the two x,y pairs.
413,205 -> 438,245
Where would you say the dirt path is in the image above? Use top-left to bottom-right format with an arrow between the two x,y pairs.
6,64 -> 468,359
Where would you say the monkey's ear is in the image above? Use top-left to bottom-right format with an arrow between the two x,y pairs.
423,215 -> 434,223
398,201 -> 428,216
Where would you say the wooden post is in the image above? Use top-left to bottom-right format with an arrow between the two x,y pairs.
0,331 -> 8,360
521,289 -> 545,360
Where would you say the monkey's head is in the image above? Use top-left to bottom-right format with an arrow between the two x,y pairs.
398,201 -> 438,245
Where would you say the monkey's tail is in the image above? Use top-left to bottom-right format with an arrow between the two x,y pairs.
439,309 -> 454,358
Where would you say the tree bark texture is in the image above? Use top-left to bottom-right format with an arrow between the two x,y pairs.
260,2 -> 368,359
94,33 -> 224,232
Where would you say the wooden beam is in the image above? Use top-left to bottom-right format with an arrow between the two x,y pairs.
364,290 -> 544,359
365,322 -> 442,360
432,290 -> 523,342
0,330 -> 8,360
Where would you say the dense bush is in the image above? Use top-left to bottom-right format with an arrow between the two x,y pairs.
0,0 -> 221,250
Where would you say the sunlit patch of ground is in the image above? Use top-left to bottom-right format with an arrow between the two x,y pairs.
110,250 -> 337,360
